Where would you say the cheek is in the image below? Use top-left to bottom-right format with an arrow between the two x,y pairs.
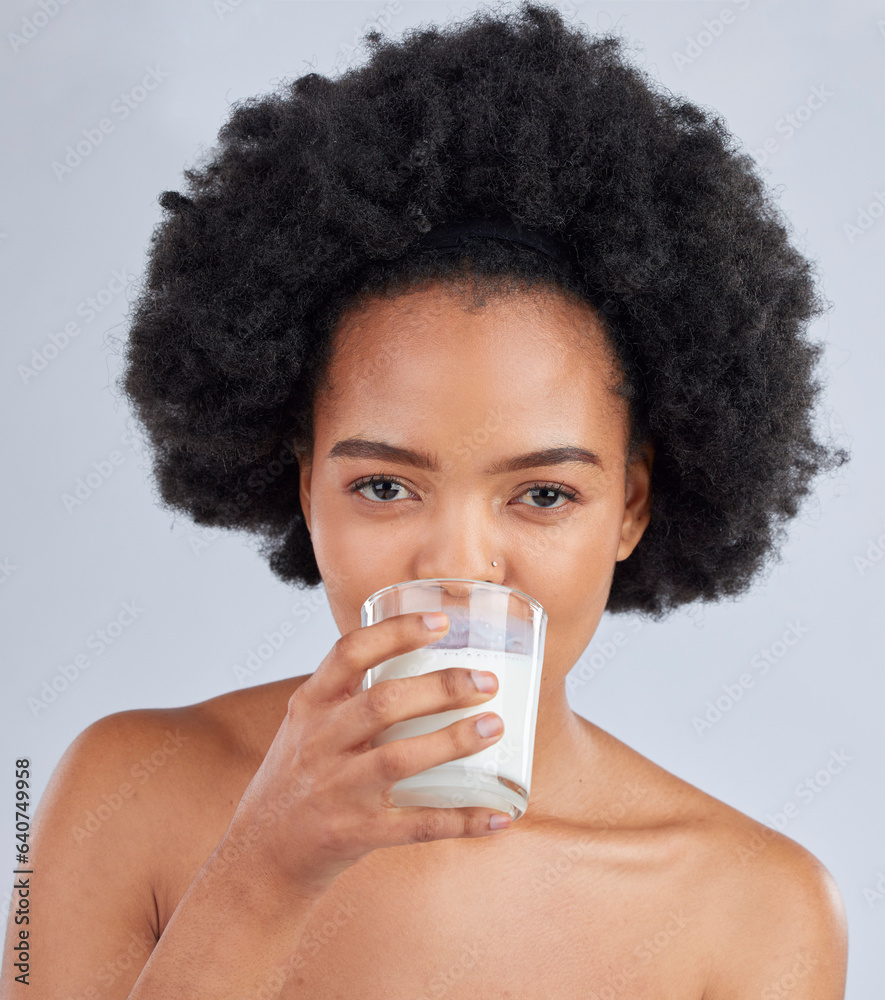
526,499 -> 626,670
308,483 -> 404,610
539,562 -> 618,679
308,487 -> 359,581
539,538 -> 617,618
516,490 -> 623,573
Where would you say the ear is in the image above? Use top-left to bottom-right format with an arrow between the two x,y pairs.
297,450 -> 312,535
616,441 -> 653,562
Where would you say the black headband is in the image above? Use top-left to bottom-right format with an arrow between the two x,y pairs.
413,212 -> 578,271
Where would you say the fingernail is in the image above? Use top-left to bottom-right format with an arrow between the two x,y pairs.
422,612 -> 449,631
475,713 -> 503,738
471,670 -> 497,693
489,814 -> 512,830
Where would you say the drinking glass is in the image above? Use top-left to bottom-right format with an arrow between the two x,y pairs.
361,578 -> 547,821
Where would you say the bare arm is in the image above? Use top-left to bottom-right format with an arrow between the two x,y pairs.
0,712 -> 168,999
2,611 -> 511,999
0,712 -> 323,1000
128,814 -> 324,999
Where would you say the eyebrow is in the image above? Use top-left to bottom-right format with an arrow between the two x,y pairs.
327,437 -> 603,474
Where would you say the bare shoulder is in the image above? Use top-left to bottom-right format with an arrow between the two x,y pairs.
39,705 -> 201,834
0,707 -> 203,997
94,673 -> 312,779
1,694 -> 302,999
697,808 -> 848,999
586,731 -> 847,998
623,749 -> 847,999
38,682 -> 292,870
36,705 -> 219,877
70,702 -> 227,792
188,674 -> 311,766
98,675 -> 312,809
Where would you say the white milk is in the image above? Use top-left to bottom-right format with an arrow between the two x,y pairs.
363,646 -> 541,819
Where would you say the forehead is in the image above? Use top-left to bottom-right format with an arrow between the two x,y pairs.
309,281 -> 632,462
321,281 -> 622,408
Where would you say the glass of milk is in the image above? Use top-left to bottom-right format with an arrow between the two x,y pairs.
361,579 -> 547,821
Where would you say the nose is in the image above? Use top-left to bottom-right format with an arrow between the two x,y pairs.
412,502 -> 505,588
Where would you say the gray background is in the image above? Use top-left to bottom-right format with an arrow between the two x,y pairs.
1,0 -> 882,994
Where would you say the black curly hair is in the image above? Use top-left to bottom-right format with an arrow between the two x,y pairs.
118,0 -> 848,620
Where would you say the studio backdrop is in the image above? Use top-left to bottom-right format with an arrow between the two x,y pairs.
1,1 -> 882,996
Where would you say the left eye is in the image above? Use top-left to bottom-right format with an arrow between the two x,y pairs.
519,485 -> 577,509
349,475 -> 578,510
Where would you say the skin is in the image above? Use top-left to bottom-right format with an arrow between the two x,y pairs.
296,276 -> 654,824
4,277 -> 847,1000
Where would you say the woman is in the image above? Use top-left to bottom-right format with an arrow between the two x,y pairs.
3,3 -> 849,997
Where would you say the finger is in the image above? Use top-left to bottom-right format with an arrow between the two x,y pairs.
338,665 -> 498,749
305,611 -> 450,704
353,710 -> 505,792
378,804 -> 514,846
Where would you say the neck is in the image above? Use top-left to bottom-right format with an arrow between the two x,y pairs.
515,678 -> 598,824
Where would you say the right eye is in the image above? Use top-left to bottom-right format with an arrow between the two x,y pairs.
349,474 -> 417,503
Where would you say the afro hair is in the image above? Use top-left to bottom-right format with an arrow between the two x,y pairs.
119,0 -> 848,620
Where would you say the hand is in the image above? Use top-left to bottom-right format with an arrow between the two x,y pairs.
224,611 -> 509,900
